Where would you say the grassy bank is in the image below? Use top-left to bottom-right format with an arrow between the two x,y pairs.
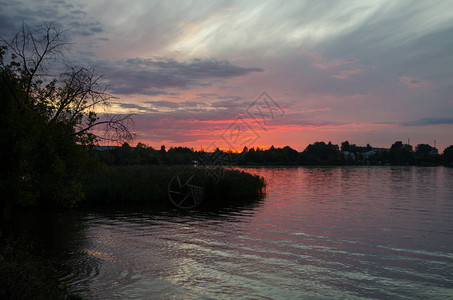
80,166 -> 265,209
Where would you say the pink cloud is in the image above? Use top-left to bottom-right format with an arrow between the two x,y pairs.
305,51 -> 365,79
399,76 -> 430,88
305,51 -> 355,70
298,107 -> 332,113
333,68 -> 363,80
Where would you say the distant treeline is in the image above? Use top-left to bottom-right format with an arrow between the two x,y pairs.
92,141 -> 453,167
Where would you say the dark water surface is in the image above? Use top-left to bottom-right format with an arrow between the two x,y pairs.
14,167 -> 453,299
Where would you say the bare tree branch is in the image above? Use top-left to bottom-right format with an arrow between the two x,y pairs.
72,114 -> 135,143
1,23 -> 135,145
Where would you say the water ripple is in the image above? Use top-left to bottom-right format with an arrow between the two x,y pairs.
59,167 -> 453,299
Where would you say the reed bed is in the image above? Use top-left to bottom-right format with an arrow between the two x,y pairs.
81,166 -> 265,209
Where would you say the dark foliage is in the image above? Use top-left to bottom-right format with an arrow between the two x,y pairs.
301,141 -> 343,165
94,140 -> 452,167
444,145 -> 453,165
0,24 -> 132,208
80,166 -> 265,209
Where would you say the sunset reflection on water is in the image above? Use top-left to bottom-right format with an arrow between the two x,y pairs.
58,166 -> 453,299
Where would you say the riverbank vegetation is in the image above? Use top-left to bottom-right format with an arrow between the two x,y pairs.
81,166 -> 265,209
94,140 -> 453,168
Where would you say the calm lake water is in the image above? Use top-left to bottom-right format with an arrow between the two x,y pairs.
14,167 -> 453,299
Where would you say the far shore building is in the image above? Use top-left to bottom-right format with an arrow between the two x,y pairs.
342,147 -> 390,164
429,148 -> 439,155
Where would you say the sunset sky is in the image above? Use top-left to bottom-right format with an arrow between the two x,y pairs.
2,0 -> 453,151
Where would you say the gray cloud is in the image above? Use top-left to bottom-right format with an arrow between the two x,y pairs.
89,26 -> 103,33
126,58 -> 263,78
194,93 -> 245,108
0,0 -> 105,50
317,1 -> 453,89
197,93 -> 218,98
144,100 -> 206,109
211,98 -> 247,109
98,58 -> 263,96
70,9 -> 86,15
401,118 -> 453,127
117,103 -> 149,110
1,0 -> 452,148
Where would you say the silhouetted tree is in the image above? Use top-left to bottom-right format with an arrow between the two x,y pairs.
136,142 -> 147,149
302,141 -> 342,165
413,144 -> 441,165
283,146 -> 299,162
415,144 -> 434,155
340,140 -> 369,153
443,145 -> 453,165
341,141 -> 350,152
389,141 -> 413,165
0,23 -> 133,207
1,23 -> 134,144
